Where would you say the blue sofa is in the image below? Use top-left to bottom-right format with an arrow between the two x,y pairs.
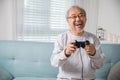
0,40 -> 120,80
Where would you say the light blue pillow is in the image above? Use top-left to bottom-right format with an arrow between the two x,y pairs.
0,66 -> 14,80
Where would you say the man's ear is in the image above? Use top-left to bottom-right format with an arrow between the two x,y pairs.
66,19 -> 69,23
85,18 -> 87,23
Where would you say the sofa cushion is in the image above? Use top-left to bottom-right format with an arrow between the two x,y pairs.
107,61 -> 120,80
13,77 -> 56,80
0,41 -> 58,77
96,79 -> 106,80
0,66 -> 14,80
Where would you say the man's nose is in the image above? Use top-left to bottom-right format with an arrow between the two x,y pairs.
76,16 -> 81,20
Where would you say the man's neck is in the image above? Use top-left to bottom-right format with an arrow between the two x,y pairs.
70,30 -> 84,36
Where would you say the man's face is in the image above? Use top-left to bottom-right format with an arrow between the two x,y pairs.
67,7 -> 86,35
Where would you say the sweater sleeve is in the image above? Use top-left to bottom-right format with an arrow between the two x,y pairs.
89,37 -> 106,69
50,34 -> 69,67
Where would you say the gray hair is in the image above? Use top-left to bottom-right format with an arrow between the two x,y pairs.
66,5 -> 86,19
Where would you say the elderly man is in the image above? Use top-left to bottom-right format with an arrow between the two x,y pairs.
51,5 -> 105,80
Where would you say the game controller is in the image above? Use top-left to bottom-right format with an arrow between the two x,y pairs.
74,40 -> 90,48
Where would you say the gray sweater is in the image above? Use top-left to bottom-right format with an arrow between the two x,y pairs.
51,31 -> 105,80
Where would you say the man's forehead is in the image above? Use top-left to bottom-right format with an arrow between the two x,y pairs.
66,6 -> 86,18
70,7 -> 81,11
68,9 -> 84,15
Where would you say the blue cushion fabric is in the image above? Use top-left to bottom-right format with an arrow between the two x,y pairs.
13,77 -> 56,80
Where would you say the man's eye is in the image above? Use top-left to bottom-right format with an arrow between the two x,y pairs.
79,14 -> 85,17
71,16 -> 77,18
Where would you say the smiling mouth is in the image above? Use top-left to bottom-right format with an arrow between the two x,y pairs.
75,22 -> 82,26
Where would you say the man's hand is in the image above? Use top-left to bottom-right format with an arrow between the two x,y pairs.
84,44 -> 96,56
64,40 -> 77,57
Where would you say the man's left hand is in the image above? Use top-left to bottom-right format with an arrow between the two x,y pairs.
84,44 -> 96,56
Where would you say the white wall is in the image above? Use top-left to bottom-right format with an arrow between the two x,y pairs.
83,0 -> 99,34
0,0 -> 16,40
0,0 -> 120,40
98,0 -> 120,36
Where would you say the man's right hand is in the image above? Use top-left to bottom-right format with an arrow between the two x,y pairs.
64,40 -> 77,57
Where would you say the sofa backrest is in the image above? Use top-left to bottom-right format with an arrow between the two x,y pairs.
0,40 -> 120,79
0,40 -> 58,78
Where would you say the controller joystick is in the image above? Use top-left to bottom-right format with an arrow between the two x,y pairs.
74,40 -> 90,48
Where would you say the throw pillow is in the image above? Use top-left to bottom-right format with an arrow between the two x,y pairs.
108,61 -> 120,80
0,66 -> 14,80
